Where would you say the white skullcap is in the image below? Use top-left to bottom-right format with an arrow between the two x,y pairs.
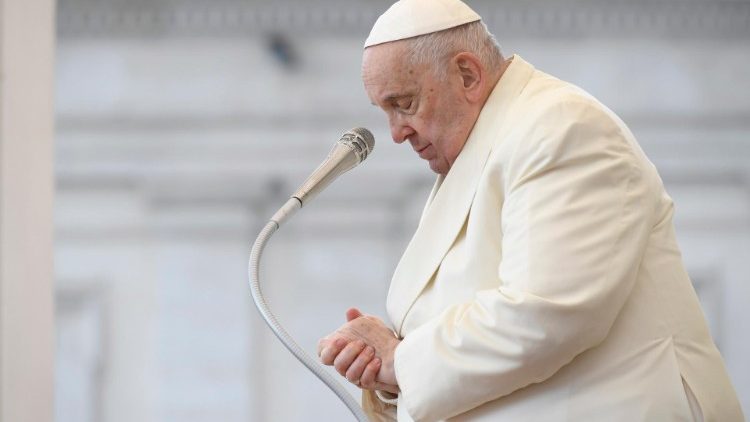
364,0 -> 481,48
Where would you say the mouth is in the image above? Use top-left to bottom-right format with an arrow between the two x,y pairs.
416,144 -> 432,159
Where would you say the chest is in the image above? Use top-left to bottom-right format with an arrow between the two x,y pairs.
399,165 -> 508,335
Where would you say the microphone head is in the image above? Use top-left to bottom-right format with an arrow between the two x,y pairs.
339,127 -> 375,163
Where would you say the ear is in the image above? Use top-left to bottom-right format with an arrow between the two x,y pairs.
453,52 -> 484,103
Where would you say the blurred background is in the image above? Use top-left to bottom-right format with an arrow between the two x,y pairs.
53,0 -> 750,421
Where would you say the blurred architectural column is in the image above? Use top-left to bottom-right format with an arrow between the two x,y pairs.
0,1 -> 55,421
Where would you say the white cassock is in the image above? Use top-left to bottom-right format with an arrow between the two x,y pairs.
362,55 -> 744,422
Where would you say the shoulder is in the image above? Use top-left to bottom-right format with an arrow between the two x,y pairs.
521,70 -> 624,133
490,71 -> 641,185
502,71 -> 631,152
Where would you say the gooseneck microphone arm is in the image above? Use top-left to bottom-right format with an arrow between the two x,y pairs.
248,128 -> 375,421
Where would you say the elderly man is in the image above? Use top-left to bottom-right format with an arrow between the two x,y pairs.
317,0 -> 744,421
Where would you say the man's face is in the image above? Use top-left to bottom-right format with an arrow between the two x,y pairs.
362,42 -> 472,175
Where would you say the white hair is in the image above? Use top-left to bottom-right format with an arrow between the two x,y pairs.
403,20 -> 503,79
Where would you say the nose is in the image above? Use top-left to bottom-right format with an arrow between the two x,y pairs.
389,116 -> 415,144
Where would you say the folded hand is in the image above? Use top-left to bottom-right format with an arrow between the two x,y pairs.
318,308 -> 400,394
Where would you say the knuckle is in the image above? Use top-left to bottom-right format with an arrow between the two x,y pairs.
359,375 -> 371,387
346,363 -> 360,378
345,371 -> 359,383
320,351 -> 334,365
360,369 -> 373,384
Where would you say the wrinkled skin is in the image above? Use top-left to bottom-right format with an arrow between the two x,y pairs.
317,308 -> 400,393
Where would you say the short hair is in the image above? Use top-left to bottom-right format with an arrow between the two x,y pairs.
403,20 -> 503,79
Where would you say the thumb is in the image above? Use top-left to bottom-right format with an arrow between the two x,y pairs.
346,307 -> 363,322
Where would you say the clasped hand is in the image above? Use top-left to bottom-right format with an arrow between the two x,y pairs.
317,308 -> 400,394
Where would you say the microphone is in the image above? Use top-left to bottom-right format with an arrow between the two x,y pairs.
292,127 -> 375,205
249,127 -> 376,421
270,127 -> 375,227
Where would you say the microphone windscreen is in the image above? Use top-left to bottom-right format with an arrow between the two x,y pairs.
351,127 -> 375,153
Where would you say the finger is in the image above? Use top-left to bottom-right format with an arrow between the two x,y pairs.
346,308 -> 363,322
320,338 -> 348,365
333,340 -> 366,376
359,357 -> 381,389
345,346 -> 375,384
317,337 -> 331,357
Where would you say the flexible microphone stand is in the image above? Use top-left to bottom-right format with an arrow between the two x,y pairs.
248,129 -> 374,421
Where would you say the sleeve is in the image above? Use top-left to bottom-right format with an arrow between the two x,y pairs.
393,99 -> 656,421
362,390 -> 397,422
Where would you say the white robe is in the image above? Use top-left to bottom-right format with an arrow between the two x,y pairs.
362,55 -> 744,422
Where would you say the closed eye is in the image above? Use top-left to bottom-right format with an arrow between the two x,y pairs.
396,98 -> 412,110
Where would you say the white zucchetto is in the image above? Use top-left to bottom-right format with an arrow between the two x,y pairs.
364,0 -> 481,48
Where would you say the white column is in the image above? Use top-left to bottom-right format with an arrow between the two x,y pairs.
0,1 -> 55,421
